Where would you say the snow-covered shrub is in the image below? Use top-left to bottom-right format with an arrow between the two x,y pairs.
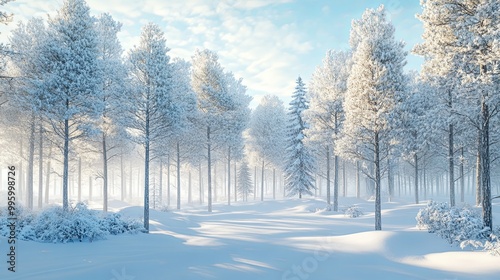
32,203 -> 106,243
99,213 -> 144,235
0,202 -> 143,243
416,201 -> 485,244
344,206 -> 363,218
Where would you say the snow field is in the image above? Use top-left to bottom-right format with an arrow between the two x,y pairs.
1,197 -> 499,280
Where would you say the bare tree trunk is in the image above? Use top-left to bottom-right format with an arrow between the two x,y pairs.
188,170 -> 192,204
414,153 -> 419,204
177,142 -> 181,210
38,121 -> 43,208
333,154 -> 339,211
234,162 -> 237,202
356,161 -> 361,199
27,114 -> 36,209
476,129 -> 482,206
449,124 -> 455,207
207,126 -> 212,212
44,146 -> 52,205
460,147 -> 465,203
261,160 -> 265,201
480,94 -> 492,231
102,133 -> 108,213
121,151 -> 125,201
167,155 -> 170,207
273,168 -> 276,200
254,166 -> 257,200
326,146 -> 331,205
63,117 -> 69,210
78,157 -> 82,202
388,159 -> 394,202
227,147 -> 231,206
374,132 -> 382,231
199,162 -> 203,205
143,109 -> 150,232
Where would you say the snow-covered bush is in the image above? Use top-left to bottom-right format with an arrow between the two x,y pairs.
99,213 -> 143,235
416,201 -> 486,244
32,203 -> 106,243
344,206 -> 363,218
0,202 -> 143,243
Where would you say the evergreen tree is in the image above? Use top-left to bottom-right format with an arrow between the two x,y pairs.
126,23 -> 175,232
284,77 -> 316,199
36,0 -> 102,210
237,160 -> 253,201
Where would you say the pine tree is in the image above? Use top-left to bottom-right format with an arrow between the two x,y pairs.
36,0 -> 102,210
237,160 -> 253,201
337,5 -> 406,230
126,23 -> 175,232
284,77 -> 316,199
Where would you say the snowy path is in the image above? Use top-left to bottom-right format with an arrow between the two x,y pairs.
1,198 -> 499,280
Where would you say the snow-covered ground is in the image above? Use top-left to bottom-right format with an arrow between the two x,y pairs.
1,197 -> 499,280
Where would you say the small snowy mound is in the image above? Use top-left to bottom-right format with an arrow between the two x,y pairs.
0,202 -> 143,243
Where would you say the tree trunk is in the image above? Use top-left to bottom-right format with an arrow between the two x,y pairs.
27,114 -> 35,209
254,166 -> 257,200
188,170 -> 192,204
159,159 -> 163,205
38,121 -> 43,208
167,155 -> 170,207
102,133 -> 108,213
44,145 -> 52,205
414,153 -> 419,204
356,161 -> 361,199
227,147 -> 231,206
177,142 -> 181,210
449,124 -> 455,207
387,159 -> 393,202
261,160 -> 265,201
121,151 -> 125,201
199,162 -> 203,205
460,147 -> 465,203
78,157 -> 82,202
374,132 -> 382,231
207,126 -> 212,212
476,129 -> 482,206
342,160 -> 346,197
234,162 -> 237,202
481,95 -> 492,231
326,146 -> 331,205
333,155 -> 339,211
143,108 -> 150,232
273,168 -> 276,200
129,162 -> 133,200
63,117 -> 69,210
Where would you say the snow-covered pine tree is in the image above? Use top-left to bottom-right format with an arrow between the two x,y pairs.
94,13 -> 127,212
337,5 -> 406,231
284,77 -> 316,199
35,0 -> 102,210
248,95 -> 287,201
237,160 -> 253,201
308,50 -> 351,210
126,23 -> 175,232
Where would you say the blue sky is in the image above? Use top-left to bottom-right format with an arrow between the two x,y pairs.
1,0 -> 424,107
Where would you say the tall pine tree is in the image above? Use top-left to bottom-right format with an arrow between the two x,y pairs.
284,77 -> 315,199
